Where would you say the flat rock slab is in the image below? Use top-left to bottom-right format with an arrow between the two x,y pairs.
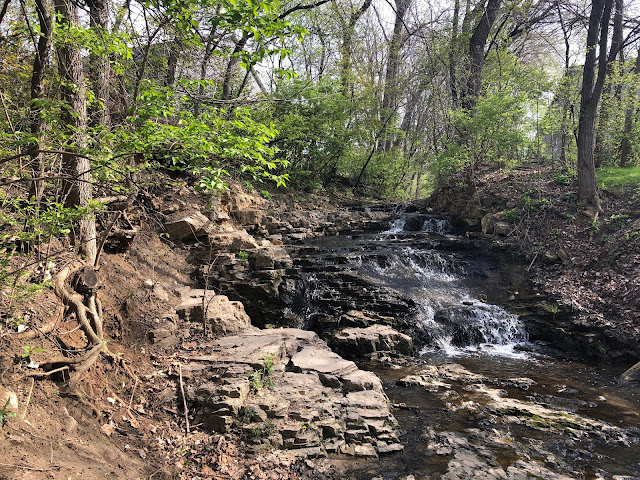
183,328 -> 402,458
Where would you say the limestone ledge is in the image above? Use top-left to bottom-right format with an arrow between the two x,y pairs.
182,328 -> 403,458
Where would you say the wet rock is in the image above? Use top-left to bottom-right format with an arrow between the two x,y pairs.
330,325 -> 413,358
164,211 -> 210,240
621,360 -> 640,383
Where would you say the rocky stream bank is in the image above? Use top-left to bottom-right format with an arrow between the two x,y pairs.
2,180 -> 639,479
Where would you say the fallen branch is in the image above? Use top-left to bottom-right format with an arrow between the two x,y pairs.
179,364 -> 190,434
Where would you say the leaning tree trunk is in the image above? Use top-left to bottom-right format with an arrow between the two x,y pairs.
55,0 -> 97,263
462,0 -> 502,111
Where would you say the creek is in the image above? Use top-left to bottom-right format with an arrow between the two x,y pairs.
285,210 -> 640,479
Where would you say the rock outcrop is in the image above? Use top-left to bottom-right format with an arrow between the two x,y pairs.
329,325 -> 413,359
176,289 -> 255,335
182,329 -> 403,458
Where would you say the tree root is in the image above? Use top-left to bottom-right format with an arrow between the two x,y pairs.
31,262 -> 138,387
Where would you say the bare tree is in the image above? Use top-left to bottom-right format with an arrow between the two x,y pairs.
576,0 -> 621,212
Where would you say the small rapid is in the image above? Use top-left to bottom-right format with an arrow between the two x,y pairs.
348,214 -> 529,356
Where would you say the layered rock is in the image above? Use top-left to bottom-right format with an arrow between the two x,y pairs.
176,289 -> 255,335
182,329 -> 403,458
329,325 -> 413,359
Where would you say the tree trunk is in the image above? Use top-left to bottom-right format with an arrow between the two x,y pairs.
55,0 -> 97,264
620,48 -> 640,167
380,0 -> 412,152
576,0 -> 619,210
221,34 -> 249,101
339,0 -> 372,97
165,37 -> 182,87
594,0 -> 623,168
87,0 -> 111,127
449,0 -> 460,107
462,0 -> 502,111
28,0 -> 53,204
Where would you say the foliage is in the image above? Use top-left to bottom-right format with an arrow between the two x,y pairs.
605,214 -> 630,232
21,345 -> 46,358
249,354 -> 276,393
503,209 -> 520,224
433,92 -> 529,179
597,167 -> 640,190
0,398 -> 17,426
117,81 -> 288,190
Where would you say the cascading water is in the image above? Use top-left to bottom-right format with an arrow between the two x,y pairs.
290,211 -> 529,357
284,209 -> 640,479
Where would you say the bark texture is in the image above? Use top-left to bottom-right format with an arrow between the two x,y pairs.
55,0 -> 97,263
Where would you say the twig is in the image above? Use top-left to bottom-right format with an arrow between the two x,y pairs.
21,378 -> 35,420
0,462 -> 56,472
526,251 -> 539,272
128,376 -> 139,410
178,364 -> 190,434
26,366 -> 69,377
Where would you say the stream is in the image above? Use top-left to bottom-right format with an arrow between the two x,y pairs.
287,210 -> 640,479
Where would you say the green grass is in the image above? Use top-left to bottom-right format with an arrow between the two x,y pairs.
597,166 -> 640,190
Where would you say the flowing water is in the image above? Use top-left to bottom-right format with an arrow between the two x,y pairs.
289,211 -> 640,479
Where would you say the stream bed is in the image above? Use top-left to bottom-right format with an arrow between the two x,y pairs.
287,212 -> 640,479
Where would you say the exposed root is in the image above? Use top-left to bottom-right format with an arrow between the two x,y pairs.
53,264 -> 102,345
32,262 -> 136,386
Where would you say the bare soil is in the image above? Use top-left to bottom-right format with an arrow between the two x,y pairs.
0,180 -> 341,479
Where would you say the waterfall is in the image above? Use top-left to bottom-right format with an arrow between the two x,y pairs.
291,212 -> 529,357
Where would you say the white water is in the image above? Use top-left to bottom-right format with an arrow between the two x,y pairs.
384,218 -> 406,234
420,217 -> 452,235
357,241 -> 529,358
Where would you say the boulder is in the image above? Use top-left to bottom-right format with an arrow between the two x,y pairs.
164,211 -> 210,240
209,230 -> 259,252
232,209 -> 265,227
330,325 -> 413,358
481,214 -> 495,235
176,290 -> 255,335
250,246 -> 293,270
493,221 -> 511,236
